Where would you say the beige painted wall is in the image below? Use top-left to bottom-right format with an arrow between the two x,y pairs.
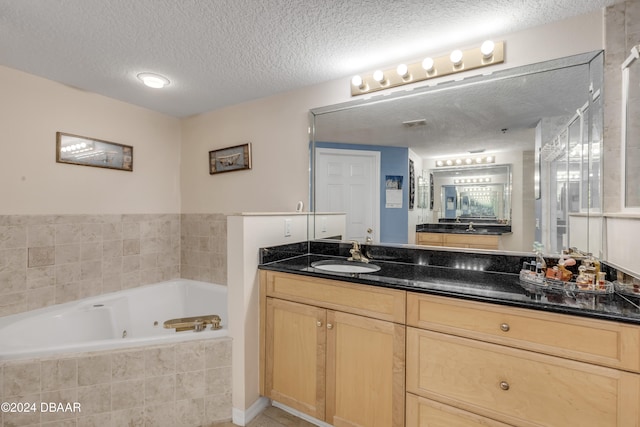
0,66 -> 181,215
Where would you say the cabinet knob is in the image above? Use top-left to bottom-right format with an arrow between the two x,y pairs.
500,323 -> 510,332
327,323 -> 333,329
500,381 -> 510,391
316,321 -> 322,327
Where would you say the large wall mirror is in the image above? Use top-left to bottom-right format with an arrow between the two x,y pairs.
310,50 -> 604,257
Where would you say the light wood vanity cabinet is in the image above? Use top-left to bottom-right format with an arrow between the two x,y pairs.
260,271 -> 406,427
260,270 -> 640,427
406,292 -> 640,427
416,232 -> 499,249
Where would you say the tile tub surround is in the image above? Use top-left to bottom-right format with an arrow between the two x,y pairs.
0,214 -> 181,318
0,337 -> 232,427
180,214 -> 227,286
0,213 -> 230,318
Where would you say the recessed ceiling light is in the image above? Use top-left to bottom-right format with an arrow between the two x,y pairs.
137,73 -> 170,89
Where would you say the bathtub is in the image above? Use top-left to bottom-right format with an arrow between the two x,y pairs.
0,279 -> 228,360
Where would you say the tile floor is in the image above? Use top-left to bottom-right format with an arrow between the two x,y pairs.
214,405 -> 315,427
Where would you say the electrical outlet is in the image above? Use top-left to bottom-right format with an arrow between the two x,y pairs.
284,218 -> 292,237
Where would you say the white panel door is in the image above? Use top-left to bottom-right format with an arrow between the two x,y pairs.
315,148 -> 380,242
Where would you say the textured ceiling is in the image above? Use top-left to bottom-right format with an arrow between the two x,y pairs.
0,0 -> 619,118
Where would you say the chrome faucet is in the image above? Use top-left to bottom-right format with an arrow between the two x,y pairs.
348,240 -> 369,263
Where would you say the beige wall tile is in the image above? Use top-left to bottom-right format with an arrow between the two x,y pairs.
205,339 -> 232,369
0,226 -> 26,249
176,371 -> 205,400
26,266 -> 55,289
28,225 -> 55,247
110,408 -> 143,427
122,239 -> 140,256
77,355 -> 111,386
55,263 -> 82,286
80,242 -> 102,261
204,392 -> 232,424
55,244 -> 81,265
40,388 -> 79,423
144,375 -> 176,405
102,239 -> 123,259
3,361 -> 40,397
77,412 -> 113,427
145,347 -> 176,377
41,358 -> 77,392
144,402 -> 176,427
176,341 -> 205,373
55,224 -> 82,245
2,392 -> 41,426
77,384 -> 111,415
112,350 -> 145,381
175,398 -> 205,427
111,379 -> 144,410
26,286 -> 56,310
205,367 -> 232,396
55,282 -> 80,304
28,246 -> 55,267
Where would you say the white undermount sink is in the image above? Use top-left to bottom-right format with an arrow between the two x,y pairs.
310,260 -> 381,274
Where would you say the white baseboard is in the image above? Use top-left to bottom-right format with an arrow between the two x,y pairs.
231,396 -> 270,426
271,401 -> 333,427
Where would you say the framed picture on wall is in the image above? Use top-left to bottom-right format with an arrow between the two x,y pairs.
56,132 -> 133,171
209,143 -> 252,174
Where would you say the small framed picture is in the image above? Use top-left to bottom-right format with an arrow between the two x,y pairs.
56,132 -> 133,171
209,143 -> 252,174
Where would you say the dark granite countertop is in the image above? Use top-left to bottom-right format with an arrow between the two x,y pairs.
258,243 -> 640,326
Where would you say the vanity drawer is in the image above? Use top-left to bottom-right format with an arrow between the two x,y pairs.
407,292 -> 640,371
443,233 -> 499,249
416,232 -> 444,246
406,328 -> 640,427
406,393 -> 512,427
264,271 -> 405,323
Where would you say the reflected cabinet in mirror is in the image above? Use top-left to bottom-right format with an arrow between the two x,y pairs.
310,50 -> 604,257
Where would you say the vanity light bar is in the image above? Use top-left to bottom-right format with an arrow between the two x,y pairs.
436,156 -> 495,168
350,41 -> 504,96
454,178 -> 492,184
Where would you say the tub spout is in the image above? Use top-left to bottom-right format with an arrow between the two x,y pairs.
164,314 -> 222,332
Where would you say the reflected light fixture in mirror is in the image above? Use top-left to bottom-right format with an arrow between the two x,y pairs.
436,156 -> 495,167
350,41 -> 504,96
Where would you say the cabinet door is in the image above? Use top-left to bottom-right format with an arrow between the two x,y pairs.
265,298 -> 327,420
326,310 -> 405,427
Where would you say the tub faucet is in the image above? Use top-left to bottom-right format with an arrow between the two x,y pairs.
348,240 -> 369,263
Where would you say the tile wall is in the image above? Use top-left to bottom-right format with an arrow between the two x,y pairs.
0,213 -> 229,318
0,214 -> 181,318
180,214 -> 227,286
0,337 -> 232,427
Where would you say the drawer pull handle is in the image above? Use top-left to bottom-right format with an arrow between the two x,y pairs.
500,323 -> 510,332
500,381 -> 510,391
316,321 -> 322,327
327,323 -> 333,329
